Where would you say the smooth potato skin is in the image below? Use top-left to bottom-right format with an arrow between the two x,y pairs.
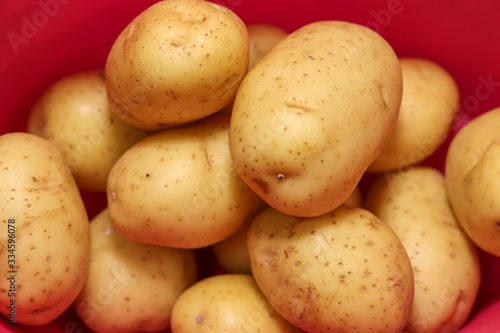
364,167 -> 481,333
212,186 -> 361,274
0,133 -> 90,326
171,274 -> 304,333
445,107 -> 500,257
343,186 -> 362,207
74,208 -> 198,333
247,23 -> 288,70
247,204 -> 414,333
368,58 -> 460,173
210,209 -> 264,274
27,69 -> 150,192
107,116 -> 265,249
229,21 -> 402,217
105,0 -> 249,130
215,23 -> 288,118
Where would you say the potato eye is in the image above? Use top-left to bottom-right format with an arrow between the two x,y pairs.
277,173 -> 286,180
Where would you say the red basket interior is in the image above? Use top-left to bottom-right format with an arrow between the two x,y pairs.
1,0 -> 500,332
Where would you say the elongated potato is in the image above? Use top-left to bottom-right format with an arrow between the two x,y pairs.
367,58 -> 460,173
445,107 -> 500,257
247,204 -> 414,332
364,166 -> 481,333
229,21 -> 402,217
27,69 -> 150,192
171,274 -> 304,333
107,116 -> 265,249
74,208 -> 198,333
0,133 -> 90,326
105,0 -> 249,130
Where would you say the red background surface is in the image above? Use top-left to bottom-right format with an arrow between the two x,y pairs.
1,0 -> 500,332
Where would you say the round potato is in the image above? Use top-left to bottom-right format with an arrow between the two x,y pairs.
74,208 -> 198,333
229,21 -> 402,217
247,23 -> 288,70
107,115 -> 266,249
171,274 -> 304,332
105,0 -> 249,130
367,58 -> 460,173
247,204 -> 414,332
0,133 -> 90,326
445,107 -> 500,257
364,166 -> 481,333
27,69 -> 150,192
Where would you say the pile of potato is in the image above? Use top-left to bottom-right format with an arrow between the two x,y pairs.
1,0 -> 499,332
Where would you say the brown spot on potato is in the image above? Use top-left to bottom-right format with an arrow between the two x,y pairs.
252,178 -> 269,193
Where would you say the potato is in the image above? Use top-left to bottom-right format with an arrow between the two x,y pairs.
343,185 -> 362,207
105,0 -> 249,130
107,115 -> 266,249
364,166 -> 481,333
27,69 -> 150,192
212,186 -> 361,274
229,21 -> 402,217
0,133 -> 90,325
445,107 -> 500,257
73,208 -> 198,333
215,23 -> 288,118
171,274 -> 304,332
247,23 -> 288,70
210,210 -> 261,274
247,204 -> 414,332
367,58 -> 460,173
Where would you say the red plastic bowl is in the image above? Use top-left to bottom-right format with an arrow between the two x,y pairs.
1,0 -> 500,332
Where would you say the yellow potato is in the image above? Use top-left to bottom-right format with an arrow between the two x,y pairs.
107,115 -> 266,249
364,166 -> 481,333
247,23 -> 288,69
368,58 -> 460,173
74,208 -> 198,333
445,107 -> 500,257
212,187 -> 361,274
0,133 -> 90,326
247,204 -> 414,332
342,185 -> 362,207
215,23 -> 288,118
171,274 -> 304,332
210,210 -> 261,274
105,0 -> 249,130
229,21 -> 402,217
27,68 -> 150,192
